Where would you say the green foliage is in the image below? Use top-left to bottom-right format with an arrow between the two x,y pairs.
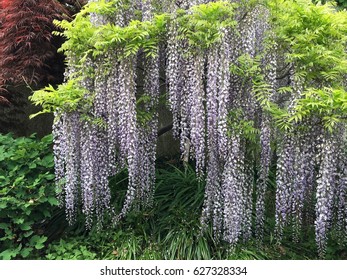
289,87 -> 347,132
267,104 -> 292,131
45,239 -> 97,260
30,0 -> 347,132
0,134 -> 57,259
136,94 -> 157,126
176,1 -> 237,51
250,0 -> 347,132
90,14 -> 169,59
55,1 -> 168,61
229,54 -> 288,131
54,15 -> 96,59
55,0 -> 236,59
29,79 -> 90,117
153,165 -> 212,260
227,109 -> 260,143
269,0 -> 347,85
230,54 -> 263,82
31,1 -> 170,119
30,1 -> 239,124
230,53 -> 273,108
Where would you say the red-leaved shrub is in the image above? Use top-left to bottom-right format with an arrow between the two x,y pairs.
0,0 -> 68,87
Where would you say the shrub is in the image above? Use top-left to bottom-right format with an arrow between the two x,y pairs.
45,239 -> 97,260
0,133 -> 57,259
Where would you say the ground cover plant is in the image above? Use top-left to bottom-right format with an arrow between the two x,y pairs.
1,0 -> 347,259
0,134 -> 58,259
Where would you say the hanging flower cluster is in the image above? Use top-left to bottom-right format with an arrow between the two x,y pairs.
166,2 -> 273,246
47,0 -> 163,226
30,0 -> 347,257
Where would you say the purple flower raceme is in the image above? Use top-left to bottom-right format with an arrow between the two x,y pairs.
255,42 -> 277,241
275,134 -> 295,240
336,130 -> 347,243
141,0 -> 154,21
222,135 -> 246,247
80,121 -> 96,228
256,115 -> 272,240
106,55 -> 123,176
187,53 -> 206,176
52,111 -> 66,206
200,46 -> 221,236
166,19 -> 183,139
216,29 -> 231,163
290,124 -> 317,241
315,132 -> 339,257
115,57 -> 139,220
137,52 -> 160,208
62,111 -> 82,224
178,53 -> 192,165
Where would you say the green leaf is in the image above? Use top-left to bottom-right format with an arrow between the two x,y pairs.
0,245 -> 22,260
23,230 -> 34,238
47,197 -> 59,206
28,162 -> 37,169
13,217 -> 25,225
45,174 -> 55,181
40,154 -> 54,167
0,223 -> 9,230
0,200 -> 7,209
0,249 -> 18,260
29,109 -> 51,119
29,235 -> 48,250
20,223 -> 32,231
20,247 -> 33,258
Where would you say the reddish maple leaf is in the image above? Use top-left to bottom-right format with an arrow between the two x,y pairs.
0,0 -> 69,87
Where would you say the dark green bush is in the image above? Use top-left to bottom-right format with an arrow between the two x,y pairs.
45,239 -> 97,260
0,133 -> 57,259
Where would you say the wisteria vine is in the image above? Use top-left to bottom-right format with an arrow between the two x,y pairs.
32,0 -> 347,257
